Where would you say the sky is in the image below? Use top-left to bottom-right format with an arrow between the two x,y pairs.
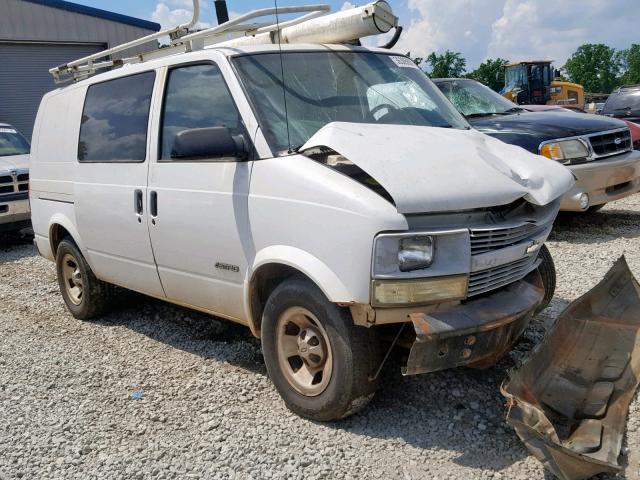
73,0 -> 639,70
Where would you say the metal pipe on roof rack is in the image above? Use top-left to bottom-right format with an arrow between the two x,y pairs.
216,1 -> 397,48
179,5 -> 331,45
181,0 -> 200,30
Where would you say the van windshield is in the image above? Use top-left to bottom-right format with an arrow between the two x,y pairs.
233,51 -> 469,153
0,127 -> 30,157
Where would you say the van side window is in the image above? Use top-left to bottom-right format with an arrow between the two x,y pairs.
78,72 -> 155,162
160,63 -> 243,160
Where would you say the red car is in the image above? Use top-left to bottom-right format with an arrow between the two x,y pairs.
522,104 -> 640,149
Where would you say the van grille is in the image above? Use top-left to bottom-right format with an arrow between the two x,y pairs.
0,170 -> 29,199
470,223 -> 544,254
468,254 -> 539,297
587,128 -> 632,158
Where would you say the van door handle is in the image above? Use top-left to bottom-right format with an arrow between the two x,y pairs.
150,191 -> 158,223
134,189 -> 143,222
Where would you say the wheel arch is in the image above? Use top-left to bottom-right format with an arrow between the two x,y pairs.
48,214 -> 86,258
247,246 -> 356,337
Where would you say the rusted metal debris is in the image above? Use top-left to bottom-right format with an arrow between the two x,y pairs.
502,256 -> 640,480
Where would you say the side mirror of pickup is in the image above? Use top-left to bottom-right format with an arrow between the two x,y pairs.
171,127 -> 248,161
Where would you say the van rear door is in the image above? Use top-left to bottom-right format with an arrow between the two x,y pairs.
73,72 -> 165,297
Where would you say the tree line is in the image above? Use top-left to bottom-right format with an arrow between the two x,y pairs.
409,43 -> 640,94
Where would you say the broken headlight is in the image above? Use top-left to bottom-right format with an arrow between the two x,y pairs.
539,139 -> 589,163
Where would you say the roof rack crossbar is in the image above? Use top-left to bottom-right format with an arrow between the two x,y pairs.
49,0 -> 201,82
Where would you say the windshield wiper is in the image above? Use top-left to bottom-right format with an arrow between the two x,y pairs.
465,107 -> 523,118
465,112 -> 500,118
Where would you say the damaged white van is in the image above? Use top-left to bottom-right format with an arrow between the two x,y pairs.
29,2 -> 574,421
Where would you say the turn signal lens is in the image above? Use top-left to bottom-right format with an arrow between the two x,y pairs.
372,275 -> 468,307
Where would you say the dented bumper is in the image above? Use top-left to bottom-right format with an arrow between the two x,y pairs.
502,257 -> 640,480
402,270 -> 544,375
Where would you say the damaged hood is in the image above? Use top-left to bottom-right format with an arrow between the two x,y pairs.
301,122 -> 574,213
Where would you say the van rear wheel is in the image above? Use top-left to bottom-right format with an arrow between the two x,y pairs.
261,277 -> 380,421
55,237 -> 114,320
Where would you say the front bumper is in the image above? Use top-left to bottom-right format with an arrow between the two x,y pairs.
402,270 -> 544,375
0,197 -> 31,231
561,150 -> 640,211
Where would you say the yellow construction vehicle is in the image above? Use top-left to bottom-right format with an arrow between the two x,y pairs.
502,61 -> 584,107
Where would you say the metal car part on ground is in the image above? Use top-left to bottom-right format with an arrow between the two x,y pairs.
502,256 -> 640,480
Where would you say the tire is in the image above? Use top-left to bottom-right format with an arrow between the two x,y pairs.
55,237 -> 114,320
261,277 -> 380,421
535,244 -> 556,314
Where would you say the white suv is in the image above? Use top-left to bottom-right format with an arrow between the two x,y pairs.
30,42 -> 573,420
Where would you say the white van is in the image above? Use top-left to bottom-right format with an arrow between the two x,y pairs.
29,4 -> 573,421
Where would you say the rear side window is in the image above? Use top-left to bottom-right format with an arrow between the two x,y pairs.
160,63 -> 243,160
78,72 -> 155,162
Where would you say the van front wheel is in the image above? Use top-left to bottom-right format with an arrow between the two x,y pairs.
261,277 -> 380,421
55,237 -> 114,320
535,244 -> 556,314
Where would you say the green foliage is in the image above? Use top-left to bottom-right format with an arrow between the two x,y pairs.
425,50 -> 466,78
564,44 -> 622,93
465,58 -> 509,92
619,44 -> 640,85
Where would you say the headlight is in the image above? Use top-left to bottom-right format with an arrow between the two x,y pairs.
539,139 -> 589,163
398,236 -> 433,272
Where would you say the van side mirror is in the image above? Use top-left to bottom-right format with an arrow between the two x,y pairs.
171,127 -> 248,160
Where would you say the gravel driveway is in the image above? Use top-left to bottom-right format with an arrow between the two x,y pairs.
1,195 -> 639,480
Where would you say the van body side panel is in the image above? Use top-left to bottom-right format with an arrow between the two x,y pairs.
30,89 -> 83,260
248,155 -> 406,304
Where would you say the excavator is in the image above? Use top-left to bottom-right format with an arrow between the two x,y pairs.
501,60 -> 585,107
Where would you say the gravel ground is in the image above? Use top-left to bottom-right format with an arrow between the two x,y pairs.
1,195 -> 639,480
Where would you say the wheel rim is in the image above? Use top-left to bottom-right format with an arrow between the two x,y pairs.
61,253 -> 83,306
276,307 -> 333,397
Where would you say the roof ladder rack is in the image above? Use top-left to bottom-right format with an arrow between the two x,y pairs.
49,1 -> 398,84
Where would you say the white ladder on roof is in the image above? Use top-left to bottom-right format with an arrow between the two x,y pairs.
49,1 -> 397,84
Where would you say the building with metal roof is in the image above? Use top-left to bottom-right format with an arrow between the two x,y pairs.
0,0 -> 161,139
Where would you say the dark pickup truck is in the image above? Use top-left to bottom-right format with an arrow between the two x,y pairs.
434,78 -> 640,212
